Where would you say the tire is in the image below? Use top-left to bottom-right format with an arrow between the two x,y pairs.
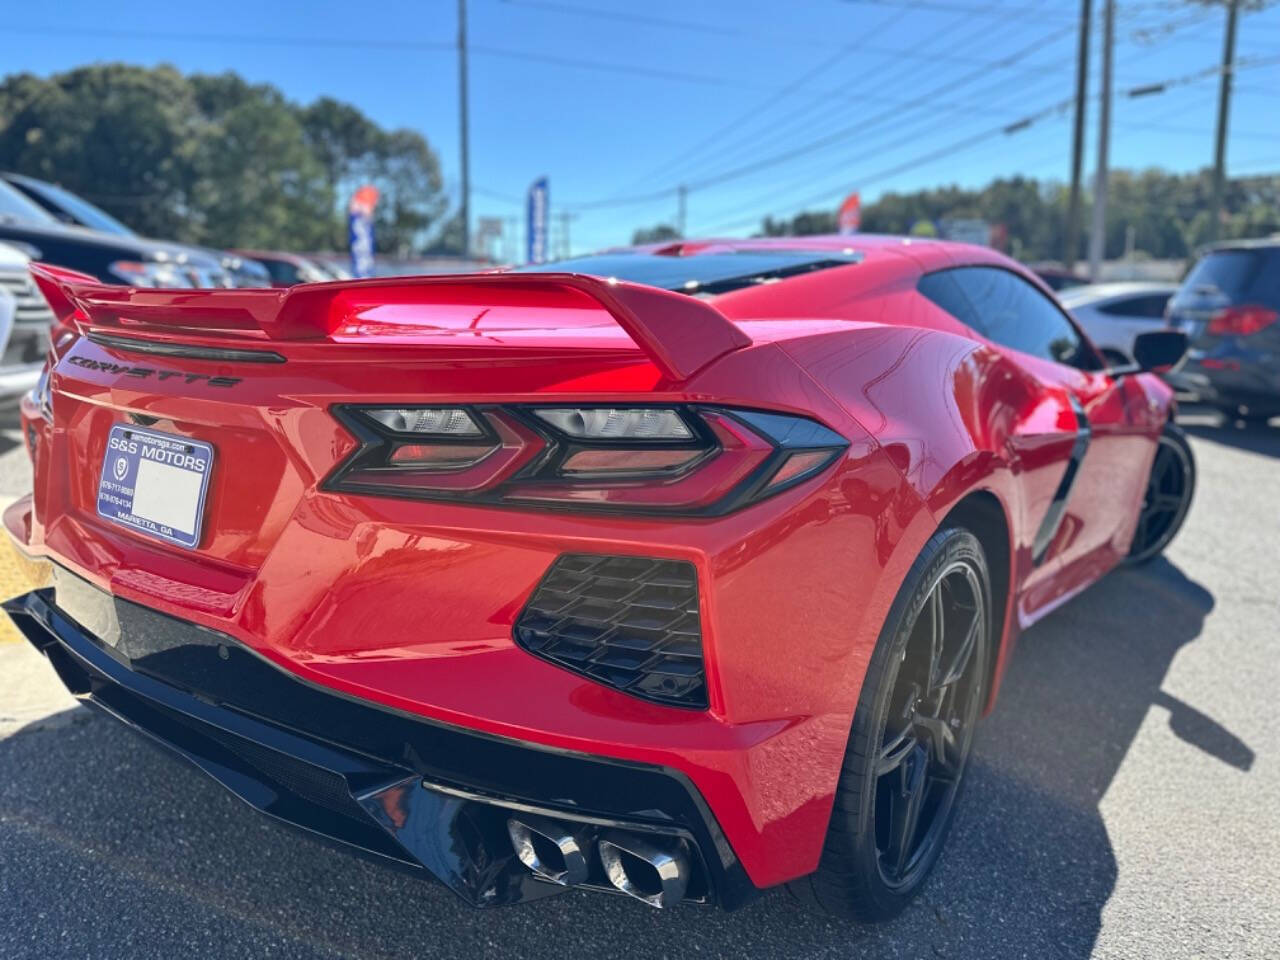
788,526 -> 991,921
1237,409 -> 1277,425
1125,421 -> 1196,565
1215,403 -> 1278,424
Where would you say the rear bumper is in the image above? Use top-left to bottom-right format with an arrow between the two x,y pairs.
1169,345 -> 1280,408
4,566 -> 759,909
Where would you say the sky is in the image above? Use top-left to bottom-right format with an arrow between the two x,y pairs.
2,0 -> 1278,256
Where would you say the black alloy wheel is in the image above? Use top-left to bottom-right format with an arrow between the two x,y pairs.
790,526 -> 990,921
874,558 -> 986,889
1126,422 -> 1195,564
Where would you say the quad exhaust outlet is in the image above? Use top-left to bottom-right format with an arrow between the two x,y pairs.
597,830 -> 690,909
506,815 -> 591,886
506,816 -> 691,908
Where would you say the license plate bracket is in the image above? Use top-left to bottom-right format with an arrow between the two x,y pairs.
96,424 -> 214,550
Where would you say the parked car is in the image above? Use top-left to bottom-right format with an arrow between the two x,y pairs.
308,256 -> 354,280
230,249 -> 334,286
1166,237 -> 1280,422
1031,264 -> 1087,292
1058,282 -> 1177,366
1,172 -> 260,287
0,241 -> 55,403
8,236 -> 1193,921
0,179 -> 230,288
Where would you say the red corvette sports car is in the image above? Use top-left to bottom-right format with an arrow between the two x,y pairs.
6,236 -> 1194,919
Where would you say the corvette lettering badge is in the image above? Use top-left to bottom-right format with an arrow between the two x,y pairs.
67,355 -> 241,387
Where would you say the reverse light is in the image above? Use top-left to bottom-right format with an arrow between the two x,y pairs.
532,407 -> 692,440
327,405 -> 849,515
1207,304 -> 1279,337
364,406 -> 483,436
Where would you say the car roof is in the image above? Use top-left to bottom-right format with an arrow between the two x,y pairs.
608,233 -> 1034,276
229,249 -> 310,266
1196,235 -> 1280,255
1058,281 -> 1178,306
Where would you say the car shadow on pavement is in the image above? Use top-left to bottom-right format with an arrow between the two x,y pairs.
0,559 -> 1236,960
1180,419 -> 1280,459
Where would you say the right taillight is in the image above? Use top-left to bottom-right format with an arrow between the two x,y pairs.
1207,304 -> 1279,336
326,404 -> 848,515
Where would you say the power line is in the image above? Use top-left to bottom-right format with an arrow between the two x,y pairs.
563,3 -> 1227,235
641,0 -> 1044,195
497,0 -> 740,38
695,101 -> 1076,235
0,23 -> 452,51
564,17 -> 1079,210
838,0 -> 1077,19
617,7 -> 909,193
685,63 -> 1073,222
689,54 -> 1279,237
0,23 -> 738,85
679,13 -> 1272,234
473,185 -> 524,204
654,0 -> 1197,201
659,24 -> 1077,192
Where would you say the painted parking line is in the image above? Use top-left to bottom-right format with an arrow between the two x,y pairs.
0,496 -> 36,643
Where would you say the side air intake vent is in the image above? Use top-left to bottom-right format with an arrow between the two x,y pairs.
514,554 -> 706,708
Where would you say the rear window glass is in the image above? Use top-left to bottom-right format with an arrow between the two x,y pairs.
1098,294 -> 1172,318
1182,249 -> 1280,307
918,270 -> 982,328
515,250 -> 860,295
0,180 -> 57,225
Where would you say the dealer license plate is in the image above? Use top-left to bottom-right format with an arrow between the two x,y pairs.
96,424 -> 214,550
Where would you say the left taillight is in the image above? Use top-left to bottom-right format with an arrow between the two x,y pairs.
325,405 -> 848,515
1207,304 -> 1279,337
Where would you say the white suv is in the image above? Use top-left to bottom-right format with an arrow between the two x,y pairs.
0,241 -> 54,403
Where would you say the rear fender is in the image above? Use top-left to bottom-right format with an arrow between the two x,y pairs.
778,322 -> 1080,713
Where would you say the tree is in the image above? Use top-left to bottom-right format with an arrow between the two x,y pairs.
0,64 -> 451,253
369,129 -> 447,255
632,223 -> 679,244
752,167 -> 1280,262
0,65 -> 202,240
300,96 -> 381,247
189,92 -> 332,250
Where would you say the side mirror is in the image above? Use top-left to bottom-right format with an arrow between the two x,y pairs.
1131,330 -> 1188,374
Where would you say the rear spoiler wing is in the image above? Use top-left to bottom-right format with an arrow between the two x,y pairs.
29,263 -> 751,383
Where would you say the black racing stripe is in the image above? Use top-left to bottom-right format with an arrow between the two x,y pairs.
1031,396 -> 1091,566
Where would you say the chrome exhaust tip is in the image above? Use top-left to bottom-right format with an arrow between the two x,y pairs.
506,815 -> 591,886
598,831 -> 690,908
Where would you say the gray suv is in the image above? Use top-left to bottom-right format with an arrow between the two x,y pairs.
1166,238 -> 1280,423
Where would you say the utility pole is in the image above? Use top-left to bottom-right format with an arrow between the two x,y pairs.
503,216 -> 518,265
1208,0 -> 1240,244
457,0 -> 471,258
557,211 -> 577,259
1087,0 -> 1114,282
677,185 -> 688,238
1064,0 -> 1092,272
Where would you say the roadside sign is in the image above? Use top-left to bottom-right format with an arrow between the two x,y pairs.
348,184 -> 380,278
527,177 -> 549,264
837,191 -> 861,234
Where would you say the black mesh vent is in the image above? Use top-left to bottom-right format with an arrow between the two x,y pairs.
514,554 -> 707,708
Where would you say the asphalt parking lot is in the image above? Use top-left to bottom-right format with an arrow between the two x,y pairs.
1,406 -> 1277,960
